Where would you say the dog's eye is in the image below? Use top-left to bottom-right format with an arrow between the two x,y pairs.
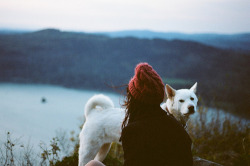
190,97 -> 194,101
179,99 -> 184,103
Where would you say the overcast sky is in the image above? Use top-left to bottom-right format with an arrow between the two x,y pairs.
0,0 -> 250,33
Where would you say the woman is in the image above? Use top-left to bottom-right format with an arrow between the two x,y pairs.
120,62 -> 193,166
85,62 -> 193,166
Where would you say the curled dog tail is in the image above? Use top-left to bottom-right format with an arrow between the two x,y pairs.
84,94 -> 115,118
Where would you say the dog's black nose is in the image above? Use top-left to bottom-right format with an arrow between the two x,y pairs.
188,106 -> 195,114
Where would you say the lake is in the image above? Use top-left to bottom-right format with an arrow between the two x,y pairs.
0,83 -> 247,154
0,83 -> 123,153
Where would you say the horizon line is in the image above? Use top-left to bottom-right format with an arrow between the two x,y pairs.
0,27 -> 250,35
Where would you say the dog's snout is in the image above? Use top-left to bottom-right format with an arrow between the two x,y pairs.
188,106 -> 195,113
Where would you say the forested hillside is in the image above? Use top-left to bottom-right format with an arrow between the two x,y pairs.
0,29 -> 249,117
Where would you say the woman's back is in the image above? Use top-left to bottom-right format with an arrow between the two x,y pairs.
121,106 -> 193,166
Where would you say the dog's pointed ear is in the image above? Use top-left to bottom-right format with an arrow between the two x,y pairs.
190,82 -> 197,93
165,84 -> 176,100
163,90 -> 168,103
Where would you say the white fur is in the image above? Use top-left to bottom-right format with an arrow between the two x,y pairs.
78,83 -> 198,166
78,94 -> 124,166
162,82 -> 198,126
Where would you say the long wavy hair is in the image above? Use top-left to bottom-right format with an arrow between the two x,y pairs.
121,87 -> 134,130
121,86 -> 156,130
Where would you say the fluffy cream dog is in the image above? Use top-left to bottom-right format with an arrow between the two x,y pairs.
78,83 -> 198,166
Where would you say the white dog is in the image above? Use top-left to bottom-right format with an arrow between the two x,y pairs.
162,82 -> 198,127
78,83 -> 198,166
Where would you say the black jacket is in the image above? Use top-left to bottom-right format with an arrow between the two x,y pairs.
121,107 -> 193,166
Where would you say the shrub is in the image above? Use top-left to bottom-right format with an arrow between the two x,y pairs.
1,107 -> 249,166
188,107 -> 250,166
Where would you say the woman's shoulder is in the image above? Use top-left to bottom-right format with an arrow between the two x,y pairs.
121,121 -> 144,135
123,109 -> 182,130
121,112 -> 175,137
120,119 -> 152,141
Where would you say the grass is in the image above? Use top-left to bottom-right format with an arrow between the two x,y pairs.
103,143 -> 124,166
187,107 -> 250,166
0,107 -> 249,166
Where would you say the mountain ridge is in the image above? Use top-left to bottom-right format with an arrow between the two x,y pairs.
1,28 -> 250,52
95,30 -> 250,52
0,29 -> 249,117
